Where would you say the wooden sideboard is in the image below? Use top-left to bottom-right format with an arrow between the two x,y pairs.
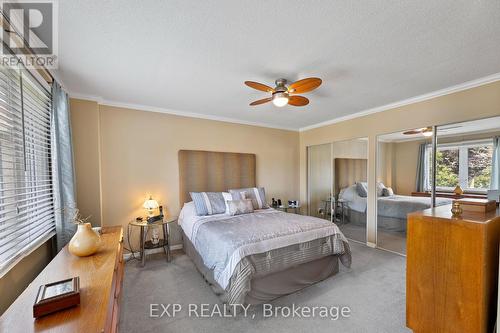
0,226 -> 124,333
407,206 -> 500,333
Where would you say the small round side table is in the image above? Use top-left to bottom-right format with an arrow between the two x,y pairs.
129,216 -> 177,266
276,205 -> 301,214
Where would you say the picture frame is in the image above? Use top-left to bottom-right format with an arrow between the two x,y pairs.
33,276 -> 80,318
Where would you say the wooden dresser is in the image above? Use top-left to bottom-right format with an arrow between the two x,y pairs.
0,226 -> 124,333
407,205 -> 500,333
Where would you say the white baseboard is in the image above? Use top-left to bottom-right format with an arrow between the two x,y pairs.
123,244 -> 183,261
367,242 -> 377,248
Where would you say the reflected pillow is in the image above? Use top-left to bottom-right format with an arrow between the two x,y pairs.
382,187 -> 394,196
376,182 -> 386,197
229,187 -> 269,210
222,192 -> 232,214
227,199 -> 254,216
355,182 -> 368,198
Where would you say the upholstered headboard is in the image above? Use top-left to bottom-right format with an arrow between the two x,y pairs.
178,150 -> 256,205
334,158 -> 367,196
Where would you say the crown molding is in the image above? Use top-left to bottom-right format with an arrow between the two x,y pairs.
299,72 -> 500,132
68,93 -> 299,131
70,72 -> 500,134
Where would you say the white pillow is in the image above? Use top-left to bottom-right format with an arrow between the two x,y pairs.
178,201 -> 196,225
222,192 -> 232,214
339,185 -> 358,202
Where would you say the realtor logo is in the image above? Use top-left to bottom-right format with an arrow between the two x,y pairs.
1,0 -> 58,68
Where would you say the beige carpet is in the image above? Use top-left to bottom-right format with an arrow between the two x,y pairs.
119,242 -> 410,333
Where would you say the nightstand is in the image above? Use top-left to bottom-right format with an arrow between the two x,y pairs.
129,216 -> 177,266
333,199 -> 348,225
276,205 -> 301,214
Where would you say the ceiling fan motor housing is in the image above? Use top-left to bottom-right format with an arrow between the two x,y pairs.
274,78 -> 288,95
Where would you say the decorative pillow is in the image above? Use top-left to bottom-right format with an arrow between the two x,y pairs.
355,182 -> 368,198
382,187 -> 394,196
376,182 -> 386,197
229,187 -> 269,210
227,199 -> 254,216
189,192 -> 226,216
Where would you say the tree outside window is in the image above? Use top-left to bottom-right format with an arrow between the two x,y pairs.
431,141 -> 493,192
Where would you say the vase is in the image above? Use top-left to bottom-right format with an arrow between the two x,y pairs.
68,223 -> 101,257
451,201 -> 463,217
454,185 -> 463,195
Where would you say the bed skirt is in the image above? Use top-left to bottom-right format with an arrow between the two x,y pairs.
181,230 -> 340,305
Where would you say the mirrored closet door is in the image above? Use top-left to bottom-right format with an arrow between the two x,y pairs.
307,143 -> 332,219
435,116 -> 500,202
375,115 -> 500,255
376,128 -> 433,254
307,138 -> 368,243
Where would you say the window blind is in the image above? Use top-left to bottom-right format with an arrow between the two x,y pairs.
0,63 -> 54,275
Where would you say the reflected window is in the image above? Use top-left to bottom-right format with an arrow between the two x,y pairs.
467,145 -> 493,189
436,147 -> 459,188
426,140 -> 493,192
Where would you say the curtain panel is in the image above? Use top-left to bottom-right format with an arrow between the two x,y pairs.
51,81 -> 77,251
415,143 -> 427,192
491,136 -> 500,190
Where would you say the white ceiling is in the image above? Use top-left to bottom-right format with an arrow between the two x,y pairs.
56,1 -> 500,131
379,116 -> 500,142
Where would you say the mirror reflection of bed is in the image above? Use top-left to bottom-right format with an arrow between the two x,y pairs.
334,158 -> 367,243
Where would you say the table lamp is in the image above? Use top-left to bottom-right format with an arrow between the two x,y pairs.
143,196 -> 159,217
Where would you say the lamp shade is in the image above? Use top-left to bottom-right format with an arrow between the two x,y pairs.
143,196 -> 159,211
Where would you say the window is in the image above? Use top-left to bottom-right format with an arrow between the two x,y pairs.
0,63 -> 54,275
427,141 -> 493,193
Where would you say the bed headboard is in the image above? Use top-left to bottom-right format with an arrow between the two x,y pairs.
178,150 -> 256,205
334,158 -> 367,196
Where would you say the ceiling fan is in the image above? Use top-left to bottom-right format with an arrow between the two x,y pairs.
403,127 -> 433,137
403,125 -> 463,137
244,77 -> 322,107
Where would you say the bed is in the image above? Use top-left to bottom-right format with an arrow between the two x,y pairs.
178,150 -> 351,305
339,183 -> 452,232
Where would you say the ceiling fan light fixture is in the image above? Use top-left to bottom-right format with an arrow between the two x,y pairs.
422,130 -> 433,137
272,92 -> 289,107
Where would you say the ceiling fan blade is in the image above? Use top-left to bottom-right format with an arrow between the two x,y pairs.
288,78 -> 322,94
249,97 -> 273,106
288,95 -> 309,106
244,81 -> 275,93
403,130 -> 422,135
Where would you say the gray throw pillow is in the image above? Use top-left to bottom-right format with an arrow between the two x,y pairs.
229,187 -> 269,210
356,182 -> 368,198
382,187 -> 394,196
227,199 -> 254,216
189,192 -> 226,216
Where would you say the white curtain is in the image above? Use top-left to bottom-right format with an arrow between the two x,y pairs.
51,81 -> 77,251
491,136 -> 500,190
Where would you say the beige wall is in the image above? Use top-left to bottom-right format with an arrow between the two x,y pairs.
70,100 -> 300,246
300,80 -> 500,244
0,240 -> 52,315
70,99 -> 102,226
392,139 -> 426,195
377,142 -> 395,188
